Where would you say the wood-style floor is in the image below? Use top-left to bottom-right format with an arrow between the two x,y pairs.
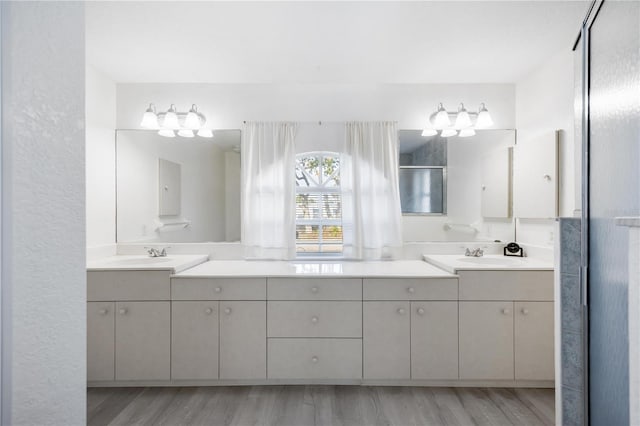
87,386 -> 555,426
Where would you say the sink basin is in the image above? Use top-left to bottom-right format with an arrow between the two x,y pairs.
106,257 -> 173,265
457,257 -> 523,265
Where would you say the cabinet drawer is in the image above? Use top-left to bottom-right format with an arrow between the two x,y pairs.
171,278 -> 266,300
363,278 -> 457,300
88,271 -> 170,301
268,338 -> 362,379
458,271 -> 553,301
268,278 -> 361,300
268,301 -> 362,338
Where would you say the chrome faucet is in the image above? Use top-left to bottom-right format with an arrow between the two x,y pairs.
145,247 -> 170,257
465,247 -> 484,257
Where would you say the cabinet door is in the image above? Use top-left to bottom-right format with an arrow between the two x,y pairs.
87,302 -> 115,381
515,301 -> 554,380
459,301 -> 514,380
411,302 -> 458,380
115,301 -> 170,381
363,301 -> 410,379
172,301 -> 219,380
219,301 -> 266,380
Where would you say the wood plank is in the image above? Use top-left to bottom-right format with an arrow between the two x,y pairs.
87,387 -> 145,426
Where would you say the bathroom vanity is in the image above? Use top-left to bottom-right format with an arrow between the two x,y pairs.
87,257 -> 554,388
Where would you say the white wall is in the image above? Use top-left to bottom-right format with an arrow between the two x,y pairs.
515,48 -> 577,247
1,3 -> 86,424
86,66 -> 116,249
116,82 -> 515,243
117,131 -> 227,243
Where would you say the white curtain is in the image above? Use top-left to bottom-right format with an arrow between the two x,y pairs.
241,122 -> 298,259
342,122 -> 403,260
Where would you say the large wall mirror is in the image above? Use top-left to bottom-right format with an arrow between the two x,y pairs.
400,129 -> 516,242
116,129 -> 241,243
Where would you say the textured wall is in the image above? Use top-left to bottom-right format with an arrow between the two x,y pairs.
1,3 -> 86,425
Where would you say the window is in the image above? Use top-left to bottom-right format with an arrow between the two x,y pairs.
295,152 -> 342,256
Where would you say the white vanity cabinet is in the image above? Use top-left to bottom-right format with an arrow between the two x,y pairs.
514,301 -> 554,380
220,301 -> 267,380
363,301 -> 411,379
411,301 -> 458,380
171,301 -> 219,380
87,271 -> 172,382
115,301 -> 170,381
87,302 -> 115,381
362,278 -> 458,380
266,278 -> 363,380
457,271 -> 554,381
172,277 -> 268,380
459,301 -> 515,380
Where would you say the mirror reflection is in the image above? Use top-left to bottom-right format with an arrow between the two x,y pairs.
116,129 -> 241,243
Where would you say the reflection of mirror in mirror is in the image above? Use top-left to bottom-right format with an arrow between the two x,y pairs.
116,129 -> 241,243
399,129 -> 516,243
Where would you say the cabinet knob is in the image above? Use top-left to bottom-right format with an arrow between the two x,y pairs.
482,185 -> 486,191
311,356 -> 319,363
119,308 -> 128,315
417,307 -> 425,315
310,286 -> 319,294
214,287 -> 222,293
99,308 -> 109,315
521,308 -> 529,315
311,316 -> 319,324
397,308 -> 406,315
543,174 -> 551,181
224,307 -> 232,315
205,307 -> 214,315
407,287 -> 415,294
501,308 -> 510,315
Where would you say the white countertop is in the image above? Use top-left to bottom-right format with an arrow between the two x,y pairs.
87,255 -> 209,274
174,260 -> 456,278
423,254 -> 554,274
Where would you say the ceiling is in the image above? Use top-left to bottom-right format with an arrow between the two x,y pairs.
86,1 -> 589,84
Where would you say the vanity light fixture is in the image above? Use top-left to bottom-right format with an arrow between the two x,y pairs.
422,102 -> 493,138
140,103 -> 215,138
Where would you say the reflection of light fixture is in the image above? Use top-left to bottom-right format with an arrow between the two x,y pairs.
140,104 -> 159,128
158,129 -> 176,137
197,128 -> 214,138
458,128 -> 476,138
454,103 -> 472,129
141,103 -> 213,138
425,102 -> 494,138
476,103 -> 494,128
177,129 -> 195,138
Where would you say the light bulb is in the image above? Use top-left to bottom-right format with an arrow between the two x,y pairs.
458,128 -> 476,138
197,128 -> 214,138
162,104 -> 180,130
432,103 -> 451,129
454,103 -> 472,129
184,104 -> 201,129
158,129 -> 176,138
140,104 -> 159,129
177,129 -> 195,138
440,128 -> 458,138
476,103 -> 494,128
421,128 -> 437,137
